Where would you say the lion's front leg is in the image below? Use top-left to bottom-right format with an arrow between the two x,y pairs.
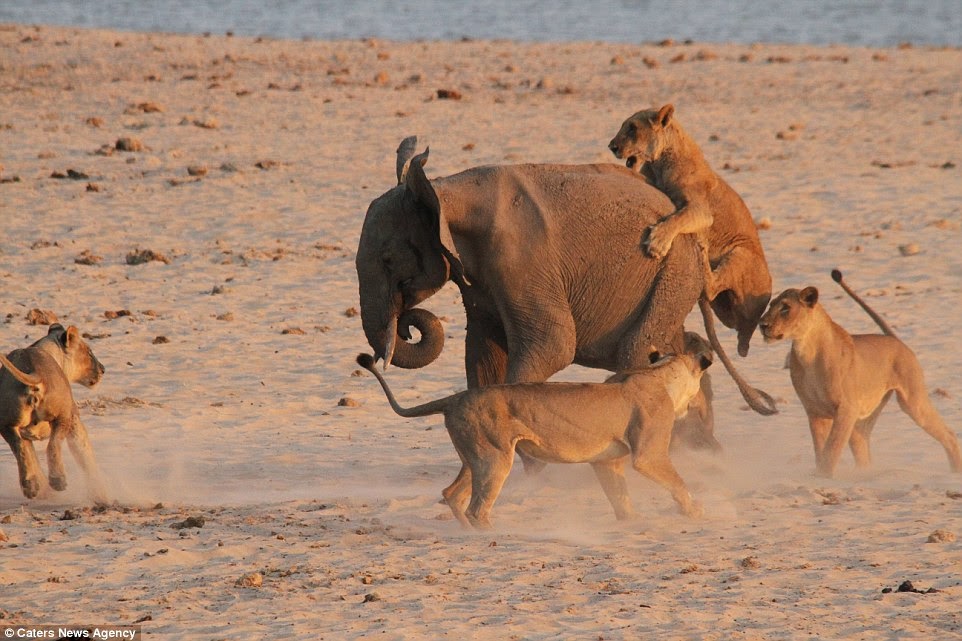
644,202 -> 713,260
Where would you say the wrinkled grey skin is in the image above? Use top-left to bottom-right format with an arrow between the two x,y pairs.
358,145 -> 701,383
356,140 -> 775,427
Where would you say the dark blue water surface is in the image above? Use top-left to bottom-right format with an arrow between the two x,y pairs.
1,0 -> 960,47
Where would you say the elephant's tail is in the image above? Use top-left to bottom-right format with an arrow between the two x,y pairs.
698,299 -> 779,416
831,269 -> 897,338
356,353 -> 453,418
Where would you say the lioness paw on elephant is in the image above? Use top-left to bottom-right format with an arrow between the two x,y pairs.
609,104 -> 773,359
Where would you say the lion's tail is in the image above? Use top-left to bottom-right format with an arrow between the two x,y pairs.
831,269 -> 897,337
0,353 -> 42,387
355,353 -> 452,418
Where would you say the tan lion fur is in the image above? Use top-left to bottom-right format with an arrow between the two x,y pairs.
358,351 -> 712,529
608,104 -> 772,357
0,324 -> 107,501
758,282 -> 962,478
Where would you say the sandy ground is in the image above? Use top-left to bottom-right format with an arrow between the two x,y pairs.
0,23 -> 960,639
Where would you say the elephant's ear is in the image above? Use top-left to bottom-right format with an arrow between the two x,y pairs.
395,135 -> 421,184
403,148 -> 470,287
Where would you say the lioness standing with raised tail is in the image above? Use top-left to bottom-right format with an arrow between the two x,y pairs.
758,271 -> 962,478
608,104 -> 772,357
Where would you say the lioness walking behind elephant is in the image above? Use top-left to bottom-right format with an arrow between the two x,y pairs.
357,351 -> 712,529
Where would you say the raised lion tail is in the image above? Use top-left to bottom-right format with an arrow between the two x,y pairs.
831,269 -> 897,337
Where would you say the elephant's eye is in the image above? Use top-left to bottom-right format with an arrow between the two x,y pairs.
397,277 -> 412,291
779,305 -> 790,316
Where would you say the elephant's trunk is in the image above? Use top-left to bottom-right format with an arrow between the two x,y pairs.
359,294 -> 445,370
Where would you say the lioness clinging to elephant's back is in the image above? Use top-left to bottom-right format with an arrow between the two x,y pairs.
609,104 -> 772,358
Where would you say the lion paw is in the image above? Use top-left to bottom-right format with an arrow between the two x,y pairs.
644,224 -> 674,259
49,475 -> 68,492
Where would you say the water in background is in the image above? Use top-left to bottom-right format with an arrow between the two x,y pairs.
1,0 -> 960,47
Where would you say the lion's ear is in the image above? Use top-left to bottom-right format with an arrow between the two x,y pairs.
656,103 -> 675,127
800,286 -> 819,307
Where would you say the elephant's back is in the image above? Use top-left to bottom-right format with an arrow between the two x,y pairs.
439,162 -> 673,225
435,162 -> 702,368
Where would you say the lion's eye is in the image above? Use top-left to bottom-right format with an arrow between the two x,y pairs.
780,306 -> 790,316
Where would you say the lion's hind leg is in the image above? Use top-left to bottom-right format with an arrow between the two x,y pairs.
442,463 -> 472,527
465,449 -> 514,529
893,363 -> 962,472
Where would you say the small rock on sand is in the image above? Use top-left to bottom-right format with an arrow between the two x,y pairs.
26,309 -> 58,325
115,137 -> 144,152
235,572 -> 263,588
927,529 -> 956,543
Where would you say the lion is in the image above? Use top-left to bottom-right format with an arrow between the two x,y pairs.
357,351 -> 712,529
758,270 -> 962,478
1,323 -> 107,500
608,103 -> 771,358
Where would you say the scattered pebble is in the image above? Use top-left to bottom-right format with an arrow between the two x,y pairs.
281,327 -> 306,335
126,248 -> 171,265
27,309 -> 58,325
170,515 -> 206,529
187,165 -> 208,177
362,592 -> 381,603
338,397 -> 360,408
235,572 -> 263,588
152,336 -> 170,345
115,137 -> 144,152
127,101 -> 164,114
193,117 -> 219,129
104,309 -> 132,319
898,243 -> 920,256
436,88 -> 462,100
51,169 -> 89,180
927,529 -> 955,543
882,580 -> 940,594
740,556 -> 761,569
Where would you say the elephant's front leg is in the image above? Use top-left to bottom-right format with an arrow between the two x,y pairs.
464,308 -> 509,388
